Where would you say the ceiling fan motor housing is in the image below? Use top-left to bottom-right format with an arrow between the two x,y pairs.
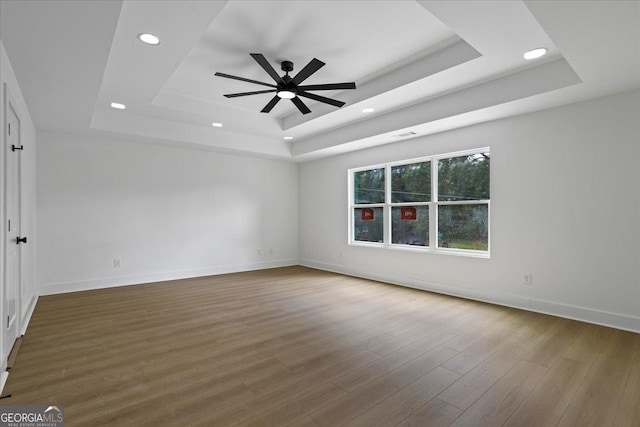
278,65 -> 295,97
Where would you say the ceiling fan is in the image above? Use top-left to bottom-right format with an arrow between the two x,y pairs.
215,53 -> 356,115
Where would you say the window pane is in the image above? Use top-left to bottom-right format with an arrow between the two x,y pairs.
354,207 -> 384,243
438,204 -> 488,250
354,168 -> 385,204
392,206 -> 429,246
438,152 -> 490,201
391,161 -> 431,203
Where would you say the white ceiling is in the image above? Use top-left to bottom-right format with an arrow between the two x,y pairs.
1,0 -> 639,161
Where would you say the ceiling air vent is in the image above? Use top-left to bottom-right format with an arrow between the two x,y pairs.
397,131 -> 417,138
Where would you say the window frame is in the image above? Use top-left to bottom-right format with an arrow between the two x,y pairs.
348,147 -> 490,258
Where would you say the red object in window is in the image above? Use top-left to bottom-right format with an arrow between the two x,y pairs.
361,208 -> 375,221
400,207 -> 417,220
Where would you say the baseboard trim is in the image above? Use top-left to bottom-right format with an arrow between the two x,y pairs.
299,259 -> 640,334
0,371 -> 8,395
529,299 -> 640,334
20,295 -> 38,335
0,294 -> 38,393
38,259 -> 299,296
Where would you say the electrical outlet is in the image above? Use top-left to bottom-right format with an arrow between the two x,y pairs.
523,273 -> 532,285
113,259 -> 121,268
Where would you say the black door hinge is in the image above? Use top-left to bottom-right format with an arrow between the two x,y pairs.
11,145 -> 24,151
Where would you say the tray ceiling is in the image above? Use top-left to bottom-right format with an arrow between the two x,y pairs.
1,0 -> 638,161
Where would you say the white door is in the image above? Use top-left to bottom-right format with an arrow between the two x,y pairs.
4,101 -> 22,360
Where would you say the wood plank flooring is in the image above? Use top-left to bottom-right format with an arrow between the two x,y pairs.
1,266 -> 638,426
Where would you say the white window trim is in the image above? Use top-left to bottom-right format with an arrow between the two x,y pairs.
349,147 -> 490,258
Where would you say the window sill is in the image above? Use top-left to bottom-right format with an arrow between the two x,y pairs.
349,241 -> 490,259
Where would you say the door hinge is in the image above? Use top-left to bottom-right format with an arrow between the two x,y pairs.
8,123 -> 10,135
11,145 -> 24,151
6,316 -> 9,329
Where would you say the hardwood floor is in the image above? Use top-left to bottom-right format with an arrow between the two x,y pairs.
1,266 -> 639,426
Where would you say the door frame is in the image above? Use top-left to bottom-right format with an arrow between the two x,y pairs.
1,84 -> 24,375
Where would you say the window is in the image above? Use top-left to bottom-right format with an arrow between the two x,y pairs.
391,161 -> 430,247
353,168 -> 384,243
349,148 -> 490,256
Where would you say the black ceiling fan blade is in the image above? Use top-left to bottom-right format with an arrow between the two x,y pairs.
261,95 -> 281,113
250,53 -> 284,84
291,97 -> 311,114
215,72 -> 277,88
297,82 -> 356,91
291,58 -> 325,86
224,89 -> 276,98
298,91 -> 345,108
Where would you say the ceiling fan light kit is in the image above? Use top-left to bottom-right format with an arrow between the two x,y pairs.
277,90 -> 296,99
215,53 -> 356,115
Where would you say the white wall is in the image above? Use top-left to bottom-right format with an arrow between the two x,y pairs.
299,89 -> 640,333
37,132 -> 299,294
1,41 -> 37,374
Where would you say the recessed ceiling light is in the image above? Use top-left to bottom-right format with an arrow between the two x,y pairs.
212,122 -> 223,127
284,136 -> 293,140
397,131 -> 417,138
362,108 -> 375,113
110,102 -> 126,110
523,48 -> 547,60
137,33 -> 161,46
